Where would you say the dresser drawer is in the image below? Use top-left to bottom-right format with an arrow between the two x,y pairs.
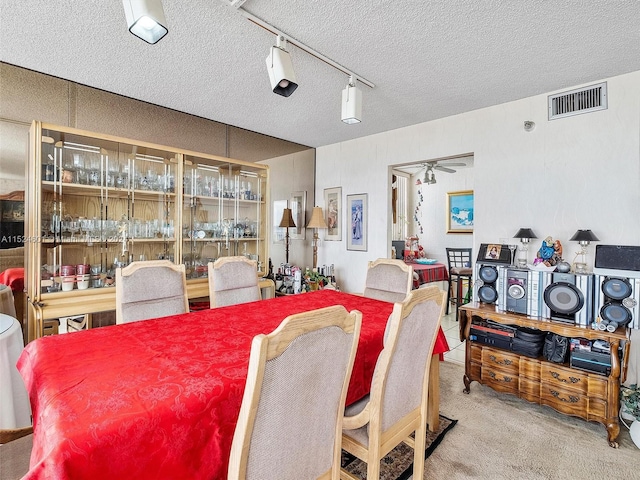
519,377 -> 540,402
481,366 -> 518,394
587,376 -> 608,400
542,364 -> 588,394
520,357 -> 541,381
541,384 -> 587,416
481,347 -> 519,375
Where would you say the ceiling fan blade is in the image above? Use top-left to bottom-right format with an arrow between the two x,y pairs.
434,166 -> 456,173
440,162 -> 467,166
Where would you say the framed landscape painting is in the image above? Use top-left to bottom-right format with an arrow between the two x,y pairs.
447,190 -> 474,233
324,187 -> 342,241
347,193 -> 367,251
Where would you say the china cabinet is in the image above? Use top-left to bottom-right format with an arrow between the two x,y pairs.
26,122 -> 269,339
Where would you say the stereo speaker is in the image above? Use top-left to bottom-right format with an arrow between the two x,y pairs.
474,263 -> 507,305
595,274 -> 640,329
594,244 -> 640,275
542,272 -> 594,326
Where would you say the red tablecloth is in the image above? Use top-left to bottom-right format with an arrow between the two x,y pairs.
409,262 -> 448,288
0,267 -> 24,293
18,290 -> 449,480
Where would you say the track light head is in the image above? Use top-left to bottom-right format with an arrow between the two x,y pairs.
341,76 -> 362,124
122,0 -> 168,44
266,36 -> 298,97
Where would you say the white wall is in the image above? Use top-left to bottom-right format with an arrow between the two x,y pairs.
316,70 -> 640,293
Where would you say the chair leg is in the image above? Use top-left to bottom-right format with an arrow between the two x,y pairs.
445,279 -> 453,315
413,422 -> 427,480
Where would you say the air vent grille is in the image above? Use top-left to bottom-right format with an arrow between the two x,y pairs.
548,82 -> 607,120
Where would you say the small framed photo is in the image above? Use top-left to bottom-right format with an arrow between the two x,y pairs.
290,191 -> 306,240
347,193 -> 367,251
324,187 -> 342,241
446,190 -> 474,234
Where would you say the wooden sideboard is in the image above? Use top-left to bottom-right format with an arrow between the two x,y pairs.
459,303 -> 629,447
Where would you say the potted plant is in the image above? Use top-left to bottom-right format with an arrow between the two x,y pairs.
620,384 -> 640,448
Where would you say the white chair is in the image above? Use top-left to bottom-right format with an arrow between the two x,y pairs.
363,258 -> 413,303
341,285 -> 446,480
115,260 -> 189,324
208,256 -> 261,308
228,305 -> 362,480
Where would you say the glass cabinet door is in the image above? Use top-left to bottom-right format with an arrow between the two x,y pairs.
37,127 -> 178,295
182,155 -> 267,278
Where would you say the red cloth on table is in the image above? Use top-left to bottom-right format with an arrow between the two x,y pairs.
18,289 -> 449,480
410,262 -> 448,289
0,267 -> 24,293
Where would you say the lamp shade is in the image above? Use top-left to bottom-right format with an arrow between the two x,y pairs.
306,207 -> 328,229
569,229 -> 599,242
513,228 -> 537,239
279,208 -> 296,228
123,0 -> 168,44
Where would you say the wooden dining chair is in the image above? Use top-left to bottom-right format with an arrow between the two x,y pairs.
228,305 -> 362,480
340,285 -> 446,480
363,258 -> 413,303
115,260 -> 189,324
208,256 -> 261,308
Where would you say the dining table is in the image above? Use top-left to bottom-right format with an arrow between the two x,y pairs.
17,289 -> 449,479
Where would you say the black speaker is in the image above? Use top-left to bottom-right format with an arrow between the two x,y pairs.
594,245 -> 640,273
542,272 -> 594,326
475,263 -> 502,304
595,275 -> 640,329
474,243 -> 512,306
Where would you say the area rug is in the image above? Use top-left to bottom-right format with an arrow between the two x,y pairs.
341,414 -> 457,480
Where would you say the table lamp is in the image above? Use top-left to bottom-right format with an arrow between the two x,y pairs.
279,208 -> 296,264
513,228 -> 537,268
306,206 -> 328,269
569,229 -> 599,273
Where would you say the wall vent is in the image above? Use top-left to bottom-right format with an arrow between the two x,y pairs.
548,82 -> 607,120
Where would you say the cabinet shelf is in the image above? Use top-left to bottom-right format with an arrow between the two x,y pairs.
27,121 -> 269,341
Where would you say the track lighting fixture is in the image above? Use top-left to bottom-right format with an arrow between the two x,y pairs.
266,36 -> 298,97
122,0 -> 168,44
341,76 -> 362,124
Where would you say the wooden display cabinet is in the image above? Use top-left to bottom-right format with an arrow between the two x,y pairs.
459,303 -> 630,447
26,122 -> 269,339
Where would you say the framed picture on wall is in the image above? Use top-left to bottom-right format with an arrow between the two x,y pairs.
446,190 -> 474,233
324,187 -> 342,241
347,193 -> 367,251
290,191 -> 306,240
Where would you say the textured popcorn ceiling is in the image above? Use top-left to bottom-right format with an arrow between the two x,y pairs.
1,0 -> 640,148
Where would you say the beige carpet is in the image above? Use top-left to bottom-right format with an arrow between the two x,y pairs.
421,361 -> 638,479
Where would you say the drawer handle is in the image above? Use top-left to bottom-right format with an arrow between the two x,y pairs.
550,389 -> 579,403
489,355 -> 513,366
550,372 -> 580,384
488,371 -> 512,382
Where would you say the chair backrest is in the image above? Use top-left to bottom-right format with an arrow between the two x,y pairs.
115,260 -> 188,324
228,305 -> 362,480
363,258 -> 413,303
208,256 -> 261,308
369,285 -> 446,434
446,247 -> 473,274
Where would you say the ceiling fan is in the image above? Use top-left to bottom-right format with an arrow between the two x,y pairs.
422,160 -> 467,174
